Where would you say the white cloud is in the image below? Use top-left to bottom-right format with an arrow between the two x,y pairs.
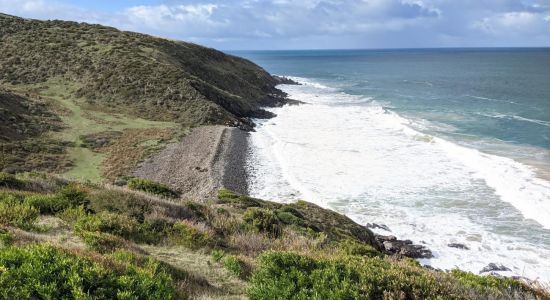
473,11 -> 548,35
123,4 -> 224,34
1,0 -> 549,49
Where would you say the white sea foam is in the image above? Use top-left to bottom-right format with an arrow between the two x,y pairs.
466,95 -> 519,105
476,112 -> 550,127
246,77 -> 550,282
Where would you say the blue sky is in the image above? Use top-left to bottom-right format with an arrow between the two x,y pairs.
1,0 -> 549,50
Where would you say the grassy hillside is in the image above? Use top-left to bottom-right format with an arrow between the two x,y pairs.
0,13 -> 287,179
0,14 -> 284,125
0,173 -> 546,299
0,88 -> 71,173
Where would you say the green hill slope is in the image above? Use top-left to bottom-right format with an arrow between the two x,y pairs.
0,13 -> 288,177
0,14 -> 284,125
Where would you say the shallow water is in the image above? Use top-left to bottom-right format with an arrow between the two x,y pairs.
234,49 -> 550,282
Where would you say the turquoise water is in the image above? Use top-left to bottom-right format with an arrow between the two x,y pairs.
231,49 -> 550,281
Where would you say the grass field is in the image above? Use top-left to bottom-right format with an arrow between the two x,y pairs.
9,78 -> 182,182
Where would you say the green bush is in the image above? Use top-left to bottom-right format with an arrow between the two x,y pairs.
127,178 -> 178,198
249,252 -> 537,300
0,192 -> 25,204
24,184 -> 89,215
56,206 -> 87,225
0,244 -> 175,299
24,194 -> 66,214
450,269 -> 527,296
76,212 -> 139,239
75,209 -> 169,245
88,188 -> 151,222
243,207 -> 282,237
109,250 -> 190,284
217,189 -> 261,208
339,240 -> 381,258
248,252 -> 361,300
76,230 -> 128,253
169,221 -> 212,249
211,249 -> 225,262
0,197 -> 38,229
184,201 -> 209,221
217,189 -> 241,200
223,255 -> 246,278
278,205 -> 304,218
275,211 -> 304,226
0,227 -> 13,247
76,212 -> 127,234
56,184 -> 89,208
0,172 -> 24,189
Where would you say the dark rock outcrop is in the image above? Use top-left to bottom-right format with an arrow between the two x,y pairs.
273,75 -> 300,85
448,243 -> 469,250
376,235 -> 433,259
480,263 -> 511,274
366,223 -> 392,232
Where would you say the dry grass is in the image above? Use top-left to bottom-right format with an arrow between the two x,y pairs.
98,128 -> 178,180
142,245 -> 248,299
228,232 -> 272,256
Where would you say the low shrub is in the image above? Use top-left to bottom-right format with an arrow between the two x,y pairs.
18,184 -> 87,215
248,252 -> 535,300
243,207 -> 282,237
0,192 -> 25,204
109,250 -> 187,280
0,227 -> 13,247
0,198 -> 38,229
184,201 -> 209,221
0,172 -> 24,189
76,230 -> 128,253
248,252 -> 361,300
15,172 -> 68,193
88,188 -> 151,222
56,206 -> 87,225
223,255 -> 247,278
127,178 -> 178,198
217,189 -> 241,200
0,244 -> 175,298
339,240 -> 381,258
169,220 -> 212,249
75,212 -> 139,239
136,217 -> 171,244
278,205 -> 304,218
56,184 -> 89,208
211,249 -> 225,262
275,210 -> 304,226
450,269 -> 530,297
24,194 -> 66,214
217,189 -> 261,208
75,210 -> 169,245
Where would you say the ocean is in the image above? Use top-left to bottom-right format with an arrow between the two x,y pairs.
230,48 -> 550,281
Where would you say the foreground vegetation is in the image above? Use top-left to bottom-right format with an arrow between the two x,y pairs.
0,172 -> 546,299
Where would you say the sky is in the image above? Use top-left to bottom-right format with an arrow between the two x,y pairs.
1,0 -> 549,50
